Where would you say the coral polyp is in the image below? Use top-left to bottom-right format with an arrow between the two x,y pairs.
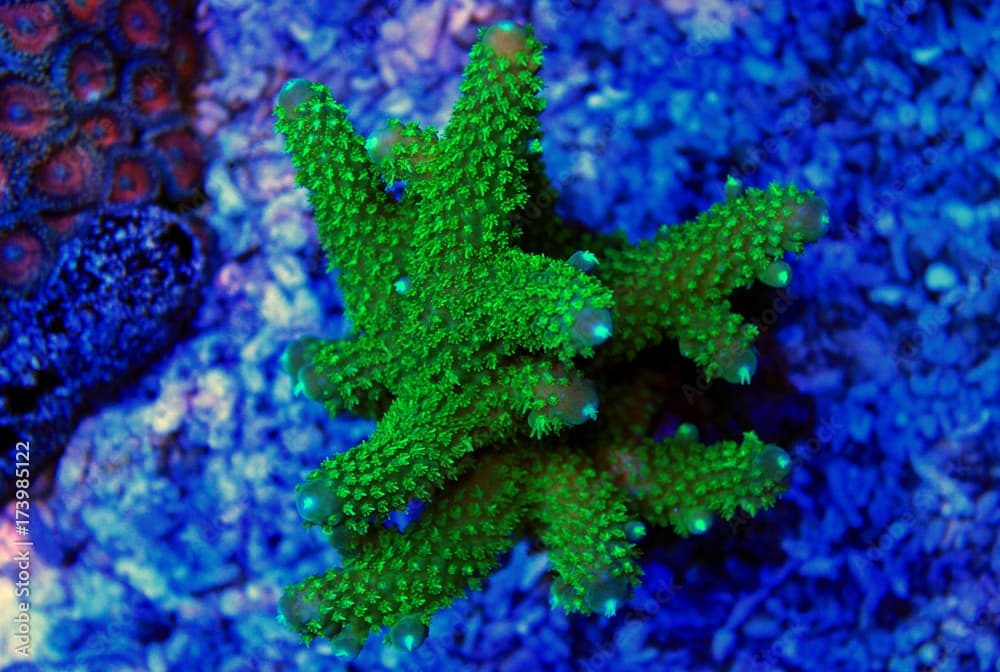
0,76 -> 62,141
78,103 -> 132,148
33,142 -> 102,205
122,57 -> 175,117
106,149 -> 160,205
63,0 -> 107,27
55,35 -> 116,103
0,1 -> 62,56
147,123 -> 203,200
111,0 -> 170,52
0,227 -> 45,289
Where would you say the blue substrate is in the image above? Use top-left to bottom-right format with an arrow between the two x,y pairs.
0,1 -> 997,671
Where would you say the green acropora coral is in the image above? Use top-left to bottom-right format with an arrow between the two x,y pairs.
273,21 -> 827,657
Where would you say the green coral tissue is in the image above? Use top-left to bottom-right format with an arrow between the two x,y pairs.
272,21 -> 828,657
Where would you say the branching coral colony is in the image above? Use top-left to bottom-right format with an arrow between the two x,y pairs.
273,21 -> 827,657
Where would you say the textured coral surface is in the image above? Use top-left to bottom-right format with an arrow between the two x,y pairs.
273,21 -> 825,656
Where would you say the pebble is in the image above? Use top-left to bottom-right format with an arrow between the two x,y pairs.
234,155 -> 296,202
289,288 -> 322,330
711,628 -> 736,662
207,0 -> 253,11
381,86 -> 414,117
799,554 -> 840,578
668,90 -> 695,124
916,94 -> 939,134
267,253 -> 307,289
941,199 -> 975,230
867,205 -> 893,235
848,408 -> 873,442
380,18 -> 405,44
936,368 -> 960,396
585,85 -> 630,111
847,551 -> 887,608
940,617 -> 971,640
259,284 -> 294,326
908,370 -> 939,397
744,55 -> 777,83
263,191 -> 311,251
239,326 -> 278,364
377,47 -> 418,88
911,45 -> 942,65
114,558 -> 169,601
925,262 -> 959,291
953,4 -> 991,57
975,632 -> 998,670
147,643 -> 168,672
279,424 -> 325,457
890,229 -> 912,280
207,162 -> 247,217
976,491 -> 999,523
909,451 -> 975,518
147,385 -> 189,435
916,641 -> 940,665
896,100 -> 917,126
192,368 -> 238,424
869,284 -> 907,306
405,0 -> 444,61
922,332 -> 967,366
895,618 -> 934,653
290,22 -> 336,63
239,360 -> 267,394
964,126 -> 991,153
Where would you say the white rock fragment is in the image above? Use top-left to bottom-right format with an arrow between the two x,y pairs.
259,284 -> 293,326
268,253 -> 307,289
147,383 -> 189,435
207,162 -> 246,217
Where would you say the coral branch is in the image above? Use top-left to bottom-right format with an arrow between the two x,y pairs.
282,450 -> 528,656
273,20 -> 826,653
